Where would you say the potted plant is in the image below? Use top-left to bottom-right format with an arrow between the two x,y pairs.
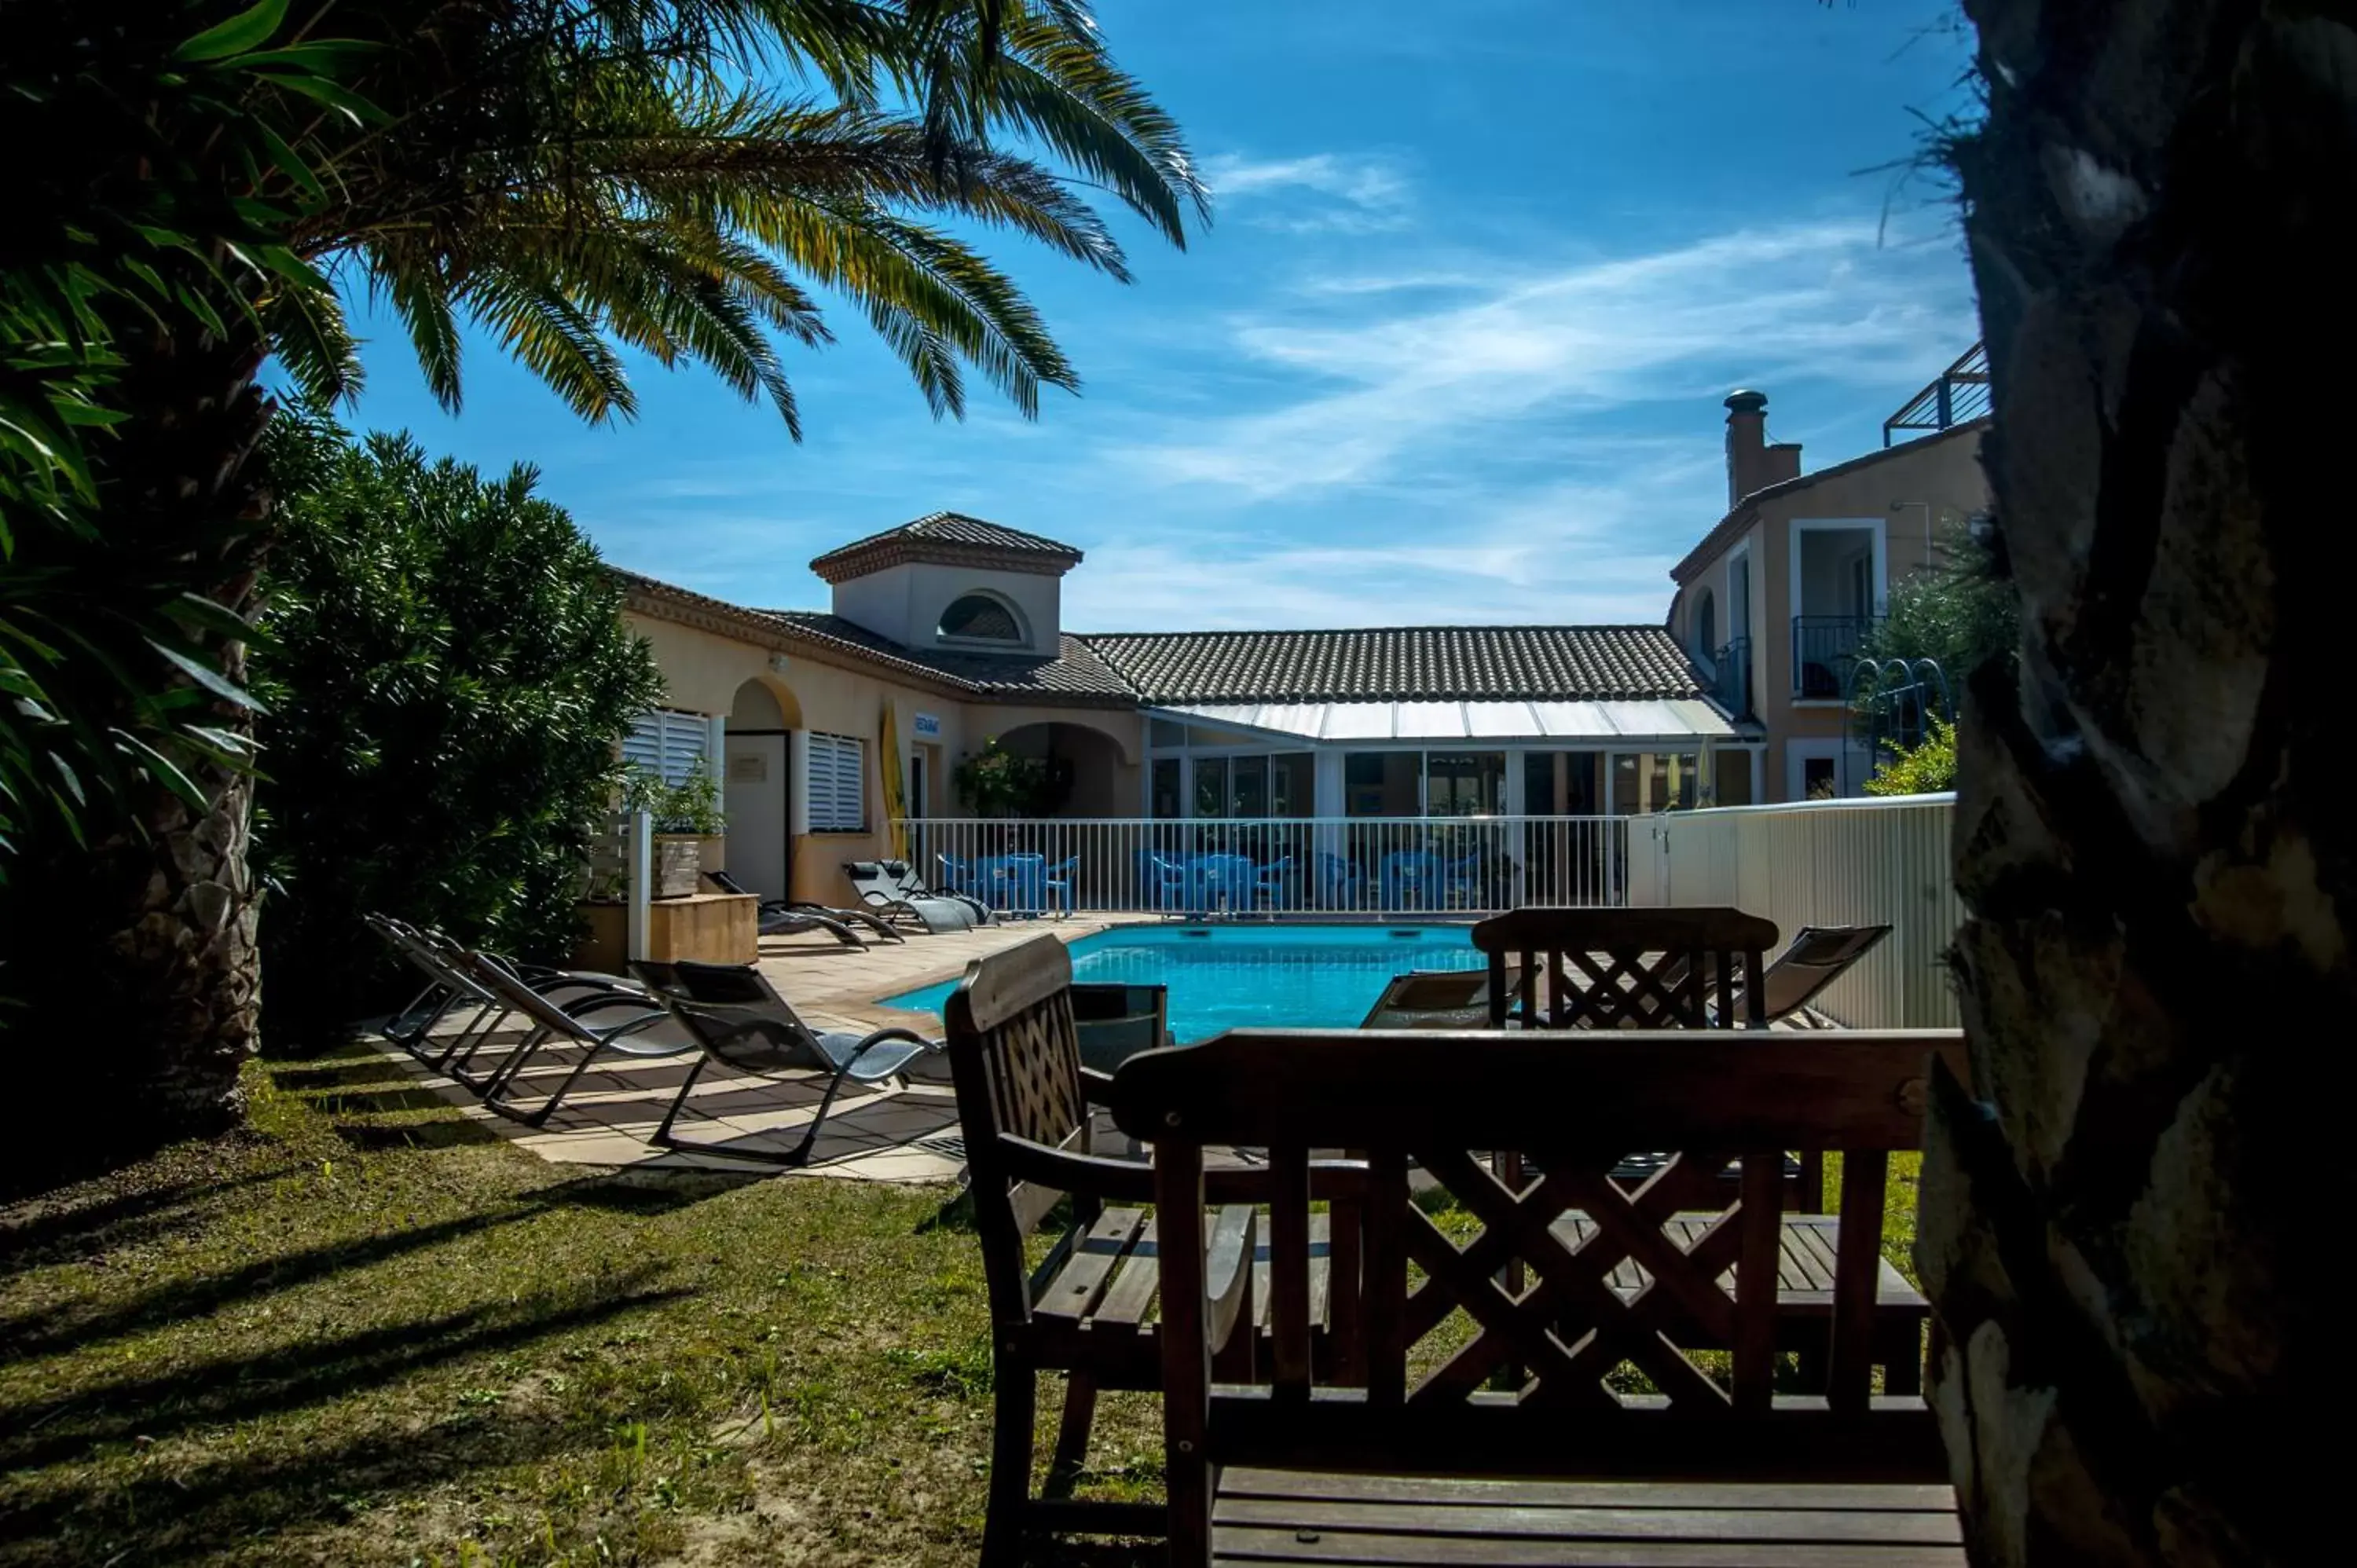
623,764 -> 725,898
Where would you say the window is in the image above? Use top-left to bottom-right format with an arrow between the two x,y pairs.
805,733 -> 867,832
1150,759 -> 1182,819
937,592 -> 1025,643
1427,752 -> 1505,816
1804,757 -> 1840,800
1230,757 -> 1268,818
623,709 -> 713,786
1193,757 -> 1228,819
1270,753 -> 1313,815
1695,589 -> 1717,660
1344,753 -> 1420,816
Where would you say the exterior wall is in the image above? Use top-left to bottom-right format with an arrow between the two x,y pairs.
624,608 -> 1142,906
829,560 -> 1062,657
1677,427 -> 1988,800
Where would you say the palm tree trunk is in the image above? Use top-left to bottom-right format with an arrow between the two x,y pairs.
20,315 -> 277,1140
1922,2 -> 2350,1562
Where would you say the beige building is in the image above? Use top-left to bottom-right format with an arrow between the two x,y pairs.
621,515 -> 1738,909
1667,354 -> 1991,802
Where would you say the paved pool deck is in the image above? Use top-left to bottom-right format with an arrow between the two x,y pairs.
361,914 -> 1157,1182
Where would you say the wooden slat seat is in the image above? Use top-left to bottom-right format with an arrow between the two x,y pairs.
1211,1469 -> 1965,1566
1113,1028 -> 1971,1568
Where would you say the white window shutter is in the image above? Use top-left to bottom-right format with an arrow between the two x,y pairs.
625,709 -> 715,785
802,734 -> 866,832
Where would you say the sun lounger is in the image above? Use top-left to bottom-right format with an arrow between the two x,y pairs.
635,959 -> 944,1165
463,951 -> 689,1126
1728,923 -> 1893,1026
842,859 -> 978,932
1358,967 -> 1516,1029
365,914 -> 651,1072
885,858 -> 991,922
702,869 -> 900,947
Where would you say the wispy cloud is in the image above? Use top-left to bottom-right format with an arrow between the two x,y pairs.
1123,220 -> 1976,500
1203,151 -> 1413,233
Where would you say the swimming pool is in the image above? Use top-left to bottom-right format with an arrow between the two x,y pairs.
878,923 -> 1483,1043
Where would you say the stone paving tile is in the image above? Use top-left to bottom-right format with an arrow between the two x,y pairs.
354,914 -> 1159,1182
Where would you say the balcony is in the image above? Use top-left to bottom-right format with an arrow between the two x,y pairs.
1707,635 -> 1753,718
1791,615 -> 1879,699
1882,341 -> 1990,445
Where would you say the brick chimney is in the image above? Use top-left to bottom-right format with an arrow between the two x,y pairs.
1724,389 -> 1802,507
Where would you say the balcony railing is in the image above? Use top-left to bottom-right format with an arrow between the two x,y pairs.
1708,635 -> 1753,718
1882,341 -> 1989,446
898,815 -> 1630,916
1791,616 -> 1879,699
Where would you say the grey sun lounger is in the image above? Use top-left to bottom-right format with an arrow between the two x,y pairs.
842,859 -> 979,932
1358,967 -> 1521,1030
634,959 -> 944,1166
703,869 -> 903,947
879,858 -> 992,925
1725,923 -> 1893,1027
464,951 -> 691,1127
365,913 -> 652,1072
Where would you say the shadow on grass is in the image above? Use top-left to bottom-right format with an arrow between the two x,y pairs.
332,1117 -> 504,1152
0,1166 -> 301,1274
2,1168 -> 758,1369
1,1269 -> 686,1473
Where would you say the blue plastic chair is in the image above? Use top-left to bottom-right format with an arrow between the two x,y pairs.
1042,855 -> 1080,915
1148,854 -> 1198,912
1442,852 -> 1485,909
1197,852 -> 1257,913
1317,852 -> 1364,911
1255,855 -> 1296,910
1380,848 -> 1441,910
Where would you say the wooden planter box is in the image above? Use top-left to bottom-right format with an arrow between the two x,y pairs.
573,892 -> 758,973
652,835 -> 701,899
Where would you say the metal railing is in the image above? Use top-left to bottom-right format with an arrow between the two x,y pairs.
1643,793 -> 1960,1028
1708,635 -> 1753,718
1882,341 -> 1990,445
898,815 -> 1630,916
1791,615 -> 1880,699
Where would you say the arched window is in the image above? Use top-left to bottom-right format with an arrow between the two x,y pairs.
937,591 -> 1026,644
1695,588 -> 1717,658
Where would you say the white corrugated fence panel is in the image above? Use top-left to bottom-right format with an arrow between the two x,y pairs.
1657,793 -> 1960,1029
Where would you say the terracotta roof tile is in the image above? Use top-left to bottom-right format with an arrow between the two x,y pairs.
808,511 -> 1083,583
1076,626 -> 1701,705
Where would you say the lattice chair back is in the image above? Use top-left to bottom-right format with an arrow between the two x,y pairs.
1475,906 -> 1780,1029
1113,1026 -> 1967,1563
944,935 -> 1093,1328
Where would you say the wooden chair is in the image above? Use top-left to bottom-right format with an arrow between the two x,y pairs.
1475,905 -> 1780,1030
943,936 -> 1358,1566
1113,1027 -> 1967,1568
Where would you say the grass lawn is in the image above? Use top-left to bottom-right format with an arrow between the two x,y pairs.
0,1041 -> 1161,1567
2,1039 -> 1933,1567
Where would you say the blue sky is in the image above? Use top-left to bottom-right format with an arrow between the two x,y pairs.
340,0 -> 1982,632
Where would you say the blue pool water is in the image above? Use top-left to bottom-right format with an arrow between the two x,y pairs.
878,924 -> 1483,1043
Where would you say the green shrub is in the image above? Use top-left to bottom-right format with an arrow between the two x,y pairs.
621,763 -> 725,835
1864,716 -> 1959,796
251,415 -> 661,1046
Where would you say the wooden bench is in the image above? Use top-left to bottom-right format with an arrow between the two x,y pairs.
1111,1027 -> 1969,1568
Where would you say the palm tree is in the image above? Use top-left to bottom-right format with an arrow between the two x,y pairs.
5,0 -> 1203,1134
1924,2 -> 2340,1561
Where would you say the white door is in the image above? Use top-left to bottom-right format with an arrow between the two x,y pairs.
724,734 -> 790,900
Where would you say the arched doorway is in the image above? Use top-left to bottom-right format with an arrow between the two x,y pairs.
724,676 -> 801,900
977,720 -> 1134,817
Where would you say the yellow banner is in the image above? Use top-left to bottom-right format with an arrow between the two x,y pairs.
878,702 -> 909,860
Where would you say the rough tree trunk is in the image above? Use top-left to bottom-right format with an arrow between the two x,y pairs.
1921,2 -> 2351,1563
19,317 -> 277,1143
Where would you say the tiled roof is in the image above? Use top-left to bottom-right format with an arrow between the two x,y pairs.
1078,626 -> 1703,705
764,612 -> 1135,703
808,511 -> 1084,583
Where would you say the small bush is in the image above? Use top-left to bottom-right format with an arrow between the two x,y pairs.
252,414 -> 661,1046
1864,716 -> 1958,796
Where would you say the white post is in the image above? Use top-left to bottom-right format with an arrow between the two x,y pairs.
625,808 -> 653,963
